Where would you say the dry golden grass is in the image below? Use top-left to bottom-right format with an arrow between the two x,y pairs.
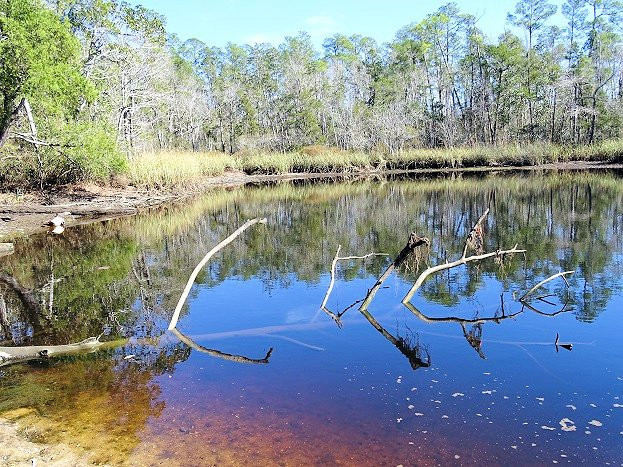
127,151 -> 237,188
126,140 -> 623,188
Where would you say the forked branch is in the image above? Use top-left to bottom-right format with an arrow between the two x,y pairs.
320,245 -> 387,322
359,232 -> 429,312
402,244 -> 526,304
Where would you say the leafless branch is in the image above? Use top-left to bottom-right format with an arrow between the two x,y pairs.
519,270 -> 575,302
167,218 -> 267,330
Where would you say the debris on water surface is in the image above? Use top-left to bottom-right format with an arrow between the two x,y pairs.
452,392 -> 464,397
408,405 -> 414,410
414,413 -> 424,416
397,418 -> 402,423
613,404 -> 622,408
566,404 -> 576,410
559,418 -> 576,432
588,420 -> 602,427
541,425 -> 556,431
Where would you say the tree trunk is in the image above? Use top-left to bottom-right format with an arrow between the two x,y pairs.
0,98 -> 26,149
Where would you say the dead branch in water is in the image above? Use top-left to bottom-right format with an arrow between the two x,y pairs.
167,218 -> 267,330
359,232 -> 429,312
402,244 -> 526,303
0,337 -> 128,368
319,245 -> 387,326
170,328 -> 273,365
402,210 -> 526,304
360,307 -> 431,370
519,270 -> 575,302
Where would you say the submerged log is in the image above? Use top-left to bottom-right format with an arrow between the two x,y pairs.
0,337 -> 128,368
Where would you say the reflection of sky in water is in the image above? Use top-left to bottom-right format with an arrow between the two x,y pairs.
1,173 -> 623,464
162,260 -> 623,464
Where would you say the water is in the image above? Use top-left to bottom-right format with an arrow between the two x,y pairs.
1,171 -> 623,465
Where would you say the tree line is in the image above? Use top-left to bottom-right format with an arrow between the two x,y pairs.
1,0 -> 622,183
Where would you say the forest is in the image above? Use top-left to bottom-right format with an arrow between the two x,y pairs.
1,0 -> 623,187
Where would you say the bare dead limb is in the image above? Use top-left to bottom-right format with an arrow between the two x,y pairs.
462,209 -> 489,258
402,210 -> 525,304
403,301 -> 523,325
520,300 -> 571,317
167,218 -> 267,330
170,328 -> 273,365
402,245 -> 526,304
555,333 -> 573,352
319,245 -> 387,324
360,308 -> 431,371
460,322 -> 487,359
519,271 -> 575,302
359,232 -> 429,312
0,337 -> 128,368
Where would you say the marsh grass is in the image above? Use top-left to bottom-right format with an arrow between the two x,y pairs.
127,140 -> 623,188
127,151 -> 236,188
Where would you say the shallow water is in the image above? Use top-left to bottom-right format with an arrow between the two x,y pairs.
1,171 -> 623,465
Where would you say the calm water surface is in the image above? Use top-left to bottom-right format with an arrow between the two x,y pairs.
1,171 -> 623,465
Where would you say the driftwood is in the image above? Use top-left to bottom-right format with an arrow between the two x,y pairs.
168,218 -> 267,330
519,270 -> 575,302
402,210 -> 526,304
319,245 -> 388,326
0,337 -> 128,368
170,328 -> 273,365
359,232 -> 429,312
360,308 -> 431,370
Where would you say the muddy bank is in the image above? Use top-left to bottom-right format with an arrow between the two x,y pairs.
1,161 -> 622,240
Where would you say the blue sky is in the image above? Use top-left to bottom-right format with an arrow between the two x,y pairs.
128,0 -> 567,49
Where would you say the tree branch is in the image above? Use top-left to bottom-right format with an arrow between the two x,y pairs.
167,218 -> 267,330
519,270 -> 575,302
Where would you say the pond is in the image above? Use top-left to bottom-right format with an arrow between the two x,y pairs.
1,170 -> 623,465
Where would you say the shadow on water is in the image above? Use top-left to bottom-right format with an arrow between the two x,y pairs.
0,169 -> 623,464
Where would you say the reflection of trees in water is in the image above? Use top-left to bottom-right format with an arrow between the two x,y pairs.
0,341 -> 191,463
1,171 -> 622,346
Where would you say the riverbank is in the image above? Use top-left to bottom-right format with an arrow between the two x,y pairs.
126,141 -> 623,189
0,413 -> 89,466
1,159 -> 623,241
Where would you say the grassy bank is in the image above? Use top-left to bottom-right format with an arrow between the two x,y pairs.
126,141 -> 623,189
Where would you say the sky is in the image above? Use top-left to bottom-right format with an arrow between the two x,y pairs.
127,0 -> 567,49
